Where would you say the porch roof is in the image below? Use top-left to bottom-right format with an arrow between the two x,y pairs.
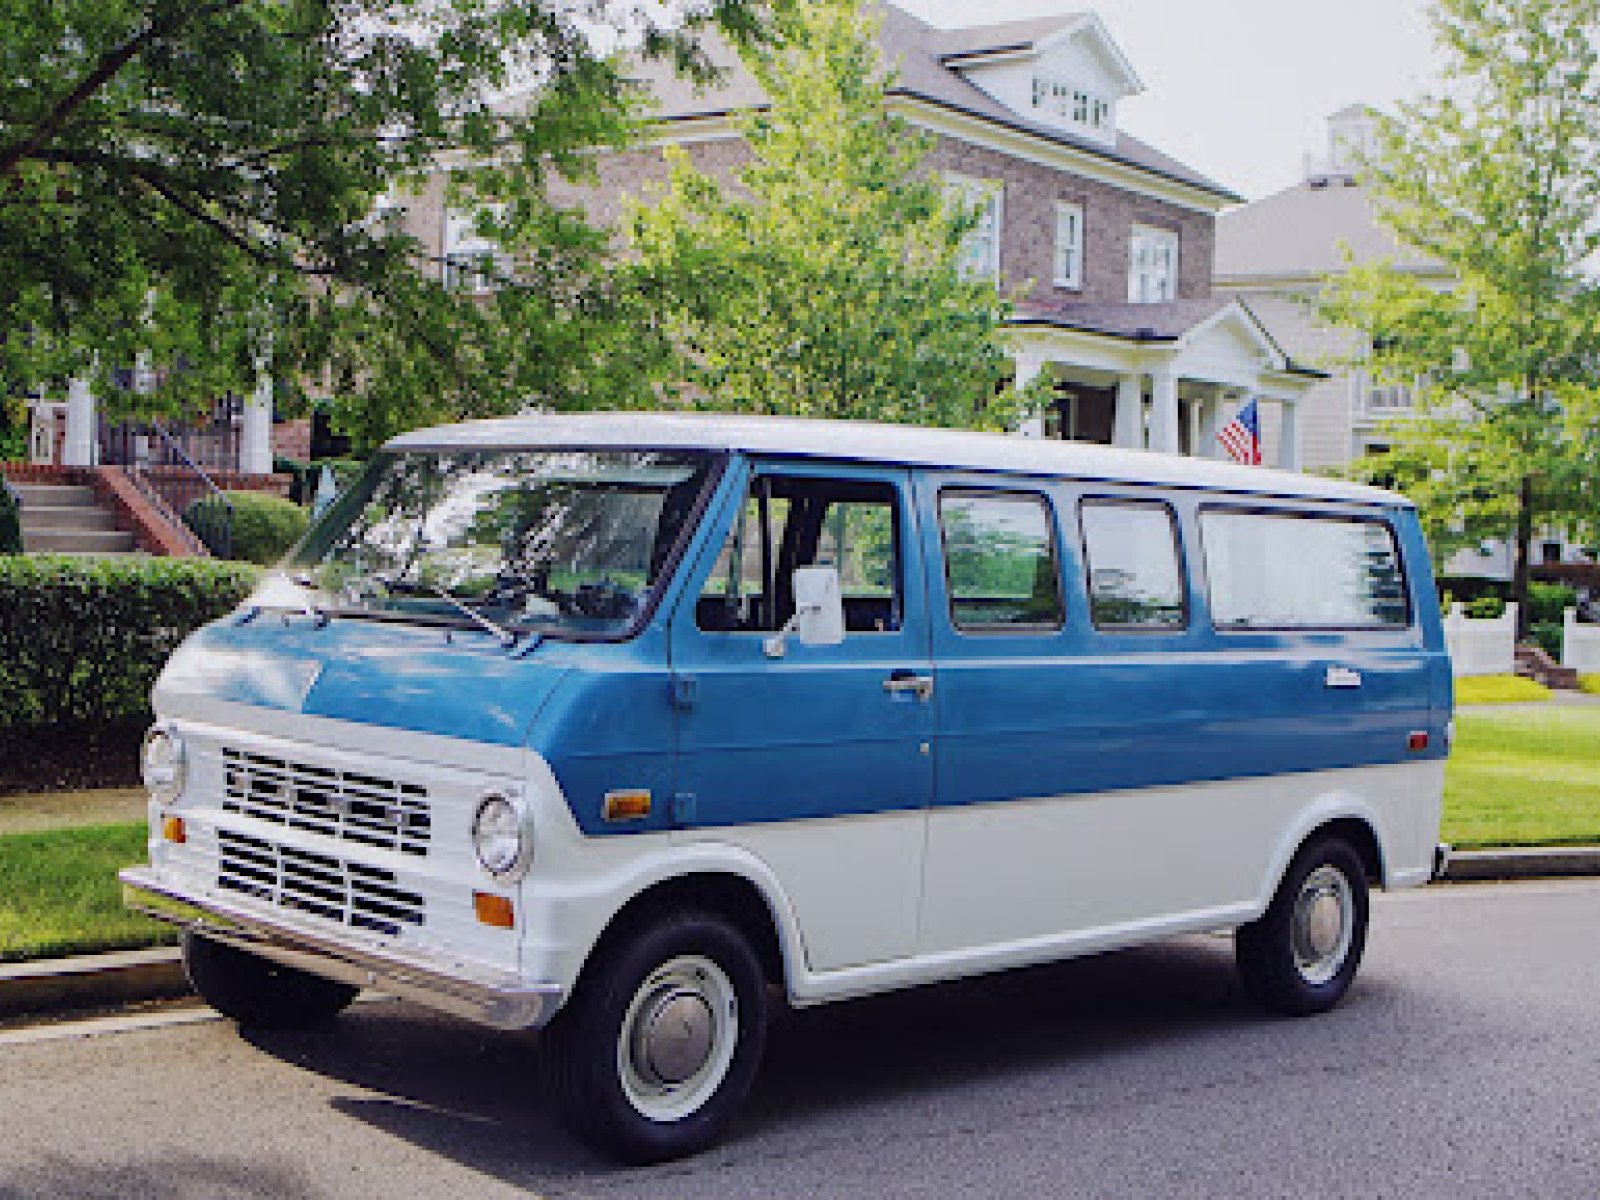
1009,297 -> 1328,380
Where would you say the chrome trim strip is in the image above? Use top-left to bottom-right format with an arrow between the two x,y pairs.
119,867 -> 561,1030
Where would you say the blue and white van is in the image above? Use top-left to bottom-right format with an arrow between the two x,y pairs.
122,413 -> 1451,1162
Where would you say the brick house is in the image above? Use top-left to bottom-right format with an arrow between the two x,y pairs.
406,4 -> 1322,465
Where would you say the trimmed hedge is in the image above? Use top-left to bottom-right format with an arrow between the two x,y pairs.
0,481 -> 19,555
0,555 -> 259,729
184,491 -> 309,565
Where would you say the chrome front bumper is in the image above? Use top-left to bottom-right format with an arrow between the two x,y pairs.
119,867 -> 562,1030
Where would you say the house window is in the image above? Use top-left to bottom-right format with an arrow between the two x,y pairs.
1053,202 -> 1084,289
1129,224 -> 1179,304
1030,74 -> 1113,136
945,175 -> 1002,281
442,206 -> 508,294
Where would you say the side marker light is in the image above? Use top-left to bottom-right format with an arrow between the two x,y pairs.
602,789 -> 652,822
162,816 -> 187,844
474,892 -> 515,929
1407,731 -> 1430,752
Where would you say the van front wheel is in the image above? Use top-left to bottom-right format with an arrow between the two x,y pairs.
541,912 -> 768,1164
1236,837 -> 1369,1016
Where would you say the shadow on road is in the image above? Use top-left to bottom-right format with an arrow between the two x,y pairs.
0,1152 -> 316,1200
231,934 -> 1278,1186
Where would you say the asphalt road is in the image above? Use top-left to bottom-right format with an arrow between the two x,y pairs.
1,880 -> 1598,1199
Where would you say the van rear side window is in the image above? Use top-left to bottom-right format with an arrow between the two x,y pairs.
939,490 -> 1064,631
1080,500 -> 1186,630
1201,510 -> 1409,629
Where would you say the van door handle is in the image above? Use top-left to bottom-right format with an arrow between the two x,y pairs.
883,671 -> 934,701
1324,666 -> 1363,690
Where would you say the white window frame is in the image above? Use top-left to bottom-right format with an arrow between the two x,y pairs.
1053,201 -> 1084,290
1029,73 -> 1113,137
945,174 -> 1003,283
1128,223 -> 1179,304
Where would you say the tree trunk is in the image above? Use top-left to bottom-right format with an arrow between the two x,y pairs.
1512,473 -> 1534,639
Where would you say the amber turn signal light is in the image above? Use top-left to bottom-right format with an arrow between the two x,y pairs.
474,891 -> 515,929
602,789 -> 652,822
161,816 -> 186,844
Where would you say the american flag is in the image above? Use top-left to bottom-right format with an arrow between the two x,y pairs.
1217,397 -> 1262,465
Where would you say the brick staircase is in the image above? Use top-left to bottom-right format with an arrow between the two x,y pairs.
1514,644 -> 1579,690
13,481 -> 139,555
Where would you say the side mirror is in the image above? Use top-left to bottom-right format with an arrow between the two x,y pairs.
764,566 -> 845,658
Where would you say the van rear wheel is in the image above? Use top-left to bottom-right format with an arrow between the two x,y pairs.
541,912 -> 768,1164
183,931 -> 359,1029
1236,837 -> 1369,1016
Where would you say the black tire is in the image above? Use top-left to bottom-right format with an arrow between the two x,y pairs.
183,931 -> 359,1029
1236,836 -> 1369,1017
541,911 -> 769,1165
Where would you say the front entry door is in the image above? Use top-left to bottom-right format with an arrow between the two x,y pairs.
669,460 -> 934,971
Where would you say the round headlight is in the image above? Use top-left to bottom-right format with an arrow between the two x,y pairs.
141,723 -> 187,806
472,793 -> 532,880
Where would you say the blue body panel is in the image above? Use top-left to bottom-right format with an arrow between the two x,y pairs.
664,459 -> 935,834
160,617 -> 568,746
915,472 -> 1449,815
155,451 -> 1449,838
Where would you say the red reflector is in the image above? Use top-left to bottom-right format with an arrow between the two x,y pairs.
1408,731 -> 1430,752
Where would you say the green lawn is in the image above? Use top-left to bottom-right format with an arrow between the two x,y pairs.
0,823 -> 173,963
1444,707 -> 1600,848
1454,674 -> 1552,705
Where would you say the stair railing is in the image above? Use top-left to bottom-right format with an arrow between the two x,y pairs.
108,422 -> 235,559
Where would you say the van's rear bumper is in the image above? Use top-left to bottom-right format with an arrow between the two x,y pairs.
119,867 -> 561,1030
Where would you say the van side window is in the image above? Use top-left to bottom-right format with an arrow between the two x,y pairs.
1080,500 -> 1186,630
697,476 -> 900,634
1202,510 -> 1410,629
939,491 -> 1064,631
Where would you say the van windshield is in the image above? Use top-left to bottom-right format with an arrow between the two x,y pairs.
286,448 -> 720,640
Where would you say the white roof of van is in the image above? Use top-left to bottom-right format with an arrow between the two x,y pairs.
388,413 -> 1406,507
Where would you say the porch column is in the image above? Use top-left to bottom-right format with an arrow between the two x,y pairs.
1278,397 -> 1302,472
1148,367 -> 1180,455
241,367 -> 274,475
63,376 -> 97,467
1013,351 -> 1047,439
1196,393 -> 1223,460
1113,373 -> 1143,450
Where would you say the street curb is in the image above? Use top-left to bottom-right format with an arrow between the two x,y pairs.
1443,846 -> 1600,882
0,947 -> 189,1019
3,852 -> 1600,1021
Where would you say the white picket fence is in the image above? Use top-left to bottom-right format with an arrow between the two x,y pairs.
1562,607 -> 1600,673
1443,602 -> 1517,677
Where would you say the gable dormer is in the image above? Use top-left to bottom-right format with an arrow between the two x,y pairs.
939,14 -> 1144,149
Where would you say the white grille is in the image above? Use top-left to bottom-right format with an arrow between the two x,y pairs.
217,830 -> 425,936
221,748 -> 431,856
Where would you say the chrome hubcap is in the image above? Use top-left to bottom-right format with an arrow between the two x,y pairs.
617,955 -> 738,1121
636,990 -> 715,1085
1291,865 -> 1354,986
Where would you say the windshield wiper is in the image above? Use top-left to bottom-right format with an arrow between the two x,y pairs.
381,576 -> 520,649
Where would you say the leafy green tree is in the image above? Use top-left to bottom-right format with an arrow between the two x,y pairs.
627,0 -> 1040,430
1322,0 -> 1600,621
0,0 -> 773,446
